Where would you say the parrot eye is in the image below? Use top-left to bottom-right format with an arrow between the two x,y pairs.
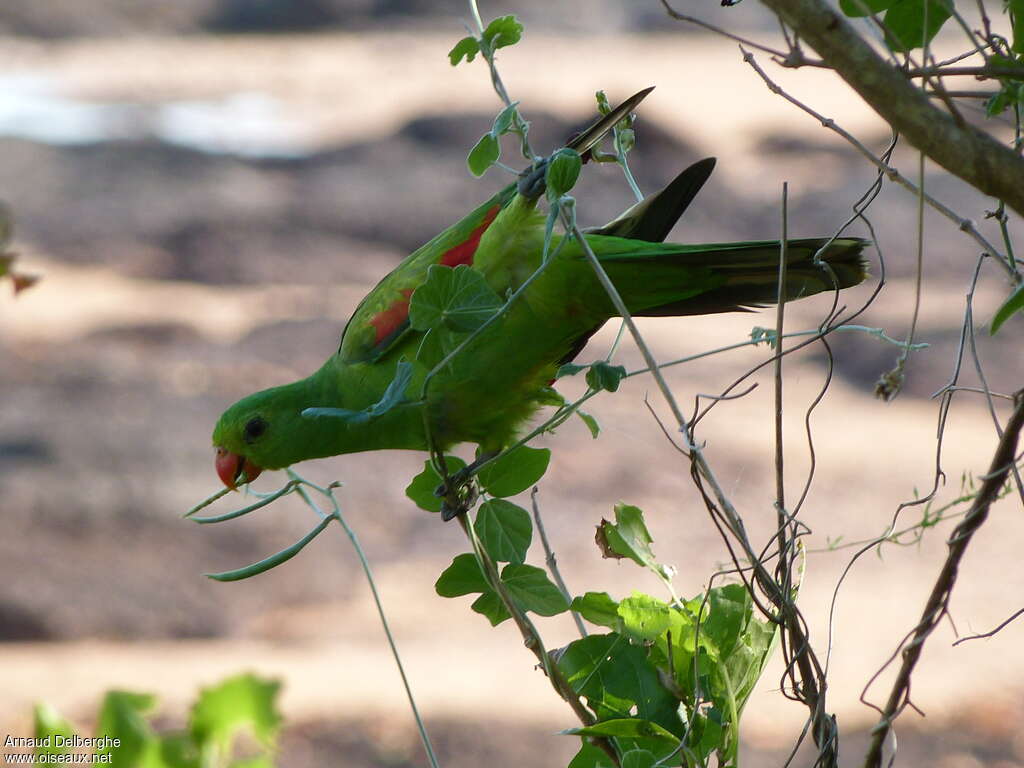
243,416 -> 268,444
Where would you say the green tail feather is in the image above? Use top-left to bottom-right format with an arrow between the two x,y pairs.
590,157 -> 717,242
618,237 -> 870,317
580,158 -> 869,316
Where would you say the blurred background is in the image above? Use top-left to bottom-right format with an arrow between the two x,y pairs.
1,1 -> 1022,765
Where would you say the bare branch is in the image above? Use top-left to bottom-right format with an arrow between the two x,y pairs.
863,390 -> 1024,768
739,48 -> 1016,279
755,0 -> 1024,220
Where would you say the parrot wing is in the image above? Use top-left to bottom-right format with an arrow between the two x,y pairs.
337,88 -> 655,364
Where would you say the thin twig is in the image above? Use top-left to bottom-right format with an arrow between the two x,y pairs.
318,477 -> 441,768
773,182 -> 790,578
739,47 -> 1016,280
530,487 -> 588,638
904,64 -> 1024,79
862,390 -> 1024,768
952,606 -> 1024,645
457,515 -> 619,765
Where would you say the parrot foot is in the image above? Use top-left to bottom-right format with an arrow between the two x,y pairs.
434,451 -> 498,521
517,160 -> 549,201
438,482 -> 478,522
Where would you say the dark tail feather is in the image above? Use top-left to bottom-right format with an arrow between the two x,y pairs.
589,158 -> 717,242
566,87 -> 655,157
636,237 -> 870,317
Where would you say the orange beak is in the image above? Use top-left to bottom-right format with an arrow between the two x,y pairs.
215,447 -> 263,490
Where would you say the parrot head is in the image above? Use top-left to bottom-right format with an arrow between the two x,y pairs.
211,381 -> 319,489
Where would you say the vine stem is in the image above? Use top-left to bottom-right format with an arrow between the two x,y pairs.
862,390 -> 1024,768
563,208 -> 836,764
287,472 -> 441,768
738,46 -> 1017,282
457,514 -> 620,766
530,488 -> 588,638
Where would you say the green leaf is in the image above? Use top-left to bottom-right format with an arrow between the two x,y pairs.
405,456 -> 467,513
618,593 -> 672,642
556,362 -> 587,378
501,564 -> 569,616
563,719 -> 678,742
701,583 -> 750,657
882,0 -> 952,51
546,148 -> 582,201
1011,0 -> 1024,52
491,101 -> 520,136
985,79 -> 1024,117
568,740 -> 617,768
190,674 -> 281,752
571,591 -> 620,629
838,0 -> 895,16
478,445 -> 551,497
33,704 -> 76,757
586,361 -> 627,393
689,707 -> 725,762
467,132 -> 500,177
436,552 -> 489,597
151,733 -> 201,768
597,503 -> 665,577
96,691 -> 158,765
471,590 -> 511,625
577,409 -> 601,438
302,359 -> 413,424
749,326 -> 777,347
720,605 -> 776,716
482,15 -> 523,50
536,386 -> 566,408
409,264 -> 503,334
559,633 -> 682,734
990,281 -> 1024,334
621,749 -> 657,768
615,127 -> 635,154
475,499 -> 532,564
448,36 -> 480,65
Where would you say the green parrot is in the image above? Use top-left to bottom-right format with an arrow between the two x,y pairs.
212,89 -> 868,499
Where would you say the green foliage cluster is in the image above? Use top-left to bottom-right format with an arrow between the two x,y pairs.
408,453 -> 776,767
30,674 -> 281,768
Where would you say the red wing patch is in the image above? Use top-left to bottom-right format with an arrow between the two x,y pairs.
439,204 -> 500,267
368,204 -> 501,347
369,288 -> 414,344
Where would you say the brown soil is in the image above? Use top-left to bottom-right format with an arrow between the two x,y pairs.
1,21 -> 1022,768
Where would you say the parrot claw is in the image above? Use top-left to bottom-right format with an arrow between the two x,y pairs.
517,160 -> 549,201
434,451 -> 500,521
437,482 -> 478,521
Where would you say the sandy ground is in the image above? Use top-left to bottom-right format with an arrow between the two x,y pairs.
2,26 -> 1023,767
